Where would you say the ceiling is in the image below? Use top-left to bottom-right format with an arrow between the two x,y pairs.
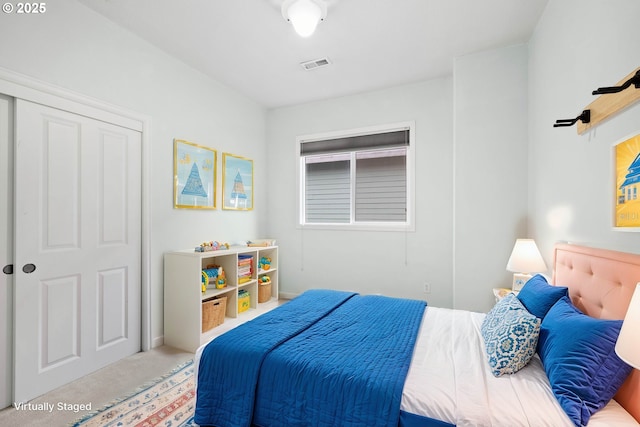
79,0 -> 549,109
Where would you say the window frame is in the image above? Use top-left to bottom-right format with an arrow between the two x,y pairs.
297,121 -> 415,232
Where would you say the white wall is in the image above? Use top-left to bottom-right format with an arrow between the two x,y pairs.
528,0 -> 640,264
453,44 -> 530,312
266,45 -> 531,313
0,0 -> 267,345
266,80 -> 455,306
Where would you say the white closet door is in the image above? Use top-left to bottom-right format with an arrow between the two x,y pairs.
13,99 -> 142,403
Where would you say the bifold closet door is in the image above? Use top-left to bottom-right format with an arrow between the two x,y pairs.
13,99 -> 142,403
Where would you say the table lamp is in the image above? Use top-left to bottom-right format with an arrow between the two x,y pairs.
616,283 -> 640,369
506,239 -> 547,292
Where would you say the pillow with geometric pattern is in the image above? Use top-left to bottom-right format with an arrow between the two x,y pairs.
481,293 -> 542,377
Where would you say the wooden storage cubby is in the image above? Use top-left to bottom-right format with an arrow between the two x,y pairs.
164,245 -> 279,352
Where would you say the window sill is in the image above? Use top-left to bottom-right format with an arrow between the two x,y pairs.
298,222 -> 415,232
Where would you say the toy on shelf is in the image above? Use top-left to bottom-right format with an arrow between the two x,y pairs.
216,267 -> 226,289
201,266 -> 227,292
238,289 -> 250,313
195,241 -> 230,252
259,275 -> 271,285
258,256 -> 271,271
201,267 -> 218,292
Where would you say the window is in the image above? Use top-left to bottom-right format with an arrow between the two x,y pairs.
298,123 -> 414,230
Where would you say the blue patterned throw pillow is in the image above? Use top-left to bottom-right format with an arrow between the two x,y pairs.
481,293 -> 541,377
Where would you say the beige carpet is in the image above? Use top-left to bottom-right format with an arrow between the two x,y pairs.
0,346 -> 193,427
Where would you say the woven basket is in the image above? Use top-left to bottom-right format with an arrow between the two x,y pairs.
202,296 -> 227,332
258,282 -> 272,303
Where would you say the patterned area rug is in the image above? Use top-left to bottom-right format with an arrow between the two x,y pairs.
71,360 -> 197,427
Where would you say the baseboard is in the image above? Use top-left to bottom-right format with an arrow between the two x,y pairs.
151,335 -> 164,349
278,292 -> 298,300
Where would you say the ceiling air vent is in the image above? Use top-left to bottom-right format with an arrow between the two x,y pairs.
300,57 -> 331,71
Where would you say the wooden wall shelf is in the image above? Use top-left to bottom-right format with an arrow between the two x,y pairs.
577,67 -> 640,135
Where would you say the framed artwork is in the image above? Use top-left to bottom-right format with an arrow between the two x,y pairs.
174,139 -> 217,209
613,133 -> 640,230
222,153 -> 253,210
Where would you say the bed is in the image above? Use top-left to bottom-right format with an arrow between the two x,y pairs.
193,243 -> 640,427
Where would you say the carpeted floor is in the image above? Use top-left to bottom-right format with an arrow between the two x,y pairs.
0,346 -> 194,427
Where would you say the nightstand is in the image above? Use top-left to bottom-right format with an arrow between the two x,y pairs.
493,287 -> 514,302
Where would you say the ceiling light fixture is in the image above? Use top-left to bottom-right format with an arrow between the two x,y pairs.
282,0 -> 327,38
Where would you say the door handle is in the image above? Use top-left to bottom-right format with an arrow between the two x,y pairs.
22,263 -> 36,274
2,264 -> 12,275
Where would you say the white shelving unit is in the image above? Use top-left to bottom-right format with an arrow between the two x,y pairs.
164,245 -> 278,352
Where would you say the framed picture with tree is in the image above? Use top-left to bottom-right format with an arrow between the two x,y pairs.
222,153 -> 253,210
174,139 -> 216,209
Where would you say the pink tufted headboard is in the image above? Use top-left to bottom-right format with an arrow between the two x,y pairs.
552,243 -> 640,422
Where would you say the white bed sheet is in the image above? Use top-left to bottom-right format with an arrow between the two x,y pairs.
401,306 -> 640,427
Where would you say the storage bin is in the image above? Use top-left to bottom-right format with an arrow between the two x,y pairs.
238,289 -> 250,313
258,281 -> 272,303
202,296 -> 226,332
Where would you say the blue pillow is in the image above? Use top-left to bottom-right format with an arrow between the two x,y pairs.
538,296 -> 633,427
516,274 -> 568,319
481,293 -> 541,376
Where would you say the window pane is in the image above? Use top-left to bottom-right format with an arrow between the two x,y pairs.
355,150 -> 406,222
305,160 -> 350,223
298,123 -> 413,229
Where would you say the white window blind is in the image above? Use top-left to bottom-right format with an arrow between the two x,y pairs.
300,128 -> 410,227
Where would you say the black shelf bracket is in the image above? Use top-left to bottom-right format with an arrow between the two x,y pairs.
553,109 -> 591,128
592,70 -> 640,95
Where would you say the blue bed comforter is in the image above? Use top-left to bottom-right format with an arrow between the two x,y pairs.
195,289 -> 356,427
195,289 -> 426,427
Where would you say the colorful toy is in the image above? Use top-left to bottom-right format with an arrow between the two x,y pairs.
202,267 -> 219,292
201,266 -> 227,292
238,289 -> 250,313
260,275 -> 271,285
216,267 -> 227,289
259,256 -> 271,271
195,241 -> 230,252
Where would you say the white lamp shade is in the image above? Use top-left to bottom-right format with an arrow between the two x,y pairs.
616,283 -> 640,369
282,0 -> 325,37
506,239 -> 547,273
